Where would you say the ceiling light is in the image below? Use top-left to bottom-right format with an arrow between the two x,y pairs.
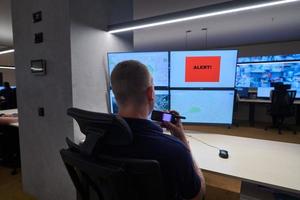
0,66 -> 15,70
0,49 -> 15,55
108,0 -> 300,33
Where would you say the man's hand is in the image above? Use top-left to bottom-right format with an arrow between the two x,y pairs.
161,110 -> 189,148
161,110 -> 206,199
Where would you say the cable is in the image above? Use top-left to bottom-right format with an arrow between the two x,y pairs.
186,134 -> 221,150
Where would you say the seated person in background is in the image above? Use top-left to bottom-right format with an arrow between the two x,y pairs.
99,60 -> 205,200
0,82 -> 17,109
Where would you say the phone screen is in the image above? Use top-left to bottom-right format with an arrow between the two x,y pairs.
162,113 -> 172,122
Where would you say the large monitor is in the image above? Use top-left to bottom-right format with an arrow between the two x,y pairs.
236,54 -> 300,98
108,52 -> 169,87
170,90 -> 235,124
109,90 -> 169,114
170,50 -> 238,88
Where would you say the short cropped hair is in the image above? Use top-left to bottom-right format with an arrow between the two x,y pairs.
111,60 -> 152,106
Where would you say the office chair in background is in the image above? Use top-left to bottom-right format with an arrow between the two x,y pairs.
60,108 -> 166,200
0,125 -> 20,175
232,89 -> 242,128
265,86 -> 297,134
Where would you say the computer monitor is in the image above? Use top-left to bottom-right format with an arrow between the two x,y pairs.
257,87 -> 273,98
170,90 -> 235,124
170,50 -> 238,88
107,52 -> 169,87
236,54 -> 300,98
109,90 -> 169,114
236,87 -> 249,98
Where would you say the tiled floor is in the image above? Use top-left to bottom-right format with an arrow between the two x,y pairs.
0,167 -> 35,200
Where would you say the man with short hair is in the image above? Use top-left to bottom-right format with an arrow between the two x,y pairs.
109,60 -> 206,200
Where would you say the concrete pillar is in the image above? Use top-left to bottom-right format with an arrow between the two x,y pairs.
11,0 -> 132,199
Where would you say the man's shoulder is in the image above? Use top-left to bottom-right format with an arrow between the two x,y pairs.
139,131 -> 190,156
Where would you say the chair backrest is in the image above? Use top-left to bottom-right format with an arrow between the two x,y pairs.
233,89 -> 240,112
61,107 -> 166,200
270,89 -> 296,116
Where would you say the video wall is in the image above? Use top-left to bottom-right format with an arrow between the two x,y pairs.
108,50 -> 238,125
236,54 -> 300,98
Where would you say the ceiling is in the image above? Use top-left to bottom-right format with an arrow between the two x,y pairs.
134,0 -> 300,50
0,0 -> 12,50
0,0 -> 300,50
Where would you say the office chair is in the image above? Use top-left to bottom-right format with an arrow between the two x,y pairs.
60,108 -> 166,200
265,89 -> 297,134
0,125 -> 20,175
233,89 -> 241,128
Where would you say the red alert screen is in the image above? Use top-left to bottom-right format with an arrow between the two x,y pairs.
185,56 -> 221,82
170,50 -> 238,88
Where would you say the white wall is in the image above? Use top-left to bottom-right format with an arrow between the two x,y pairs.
70,0 -> 133,143
0,52 -> 15,85
0,69 -> 16,85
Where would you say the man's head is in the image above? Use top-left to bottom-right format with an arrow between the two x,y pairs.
4,82 -> 10,89
111,60 -> 155,117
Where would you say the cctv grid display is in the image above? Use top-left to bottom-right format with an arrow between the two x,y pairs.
108,50 -> 238,125
236,54 -> 300,98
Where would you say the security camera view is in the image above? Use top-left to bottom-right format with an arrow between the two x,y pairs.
110,90 -> 169,114
236,62 -> 300,88
236,54 -> 300,98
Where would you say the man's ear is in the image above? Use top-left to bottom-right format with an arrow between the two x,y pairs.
146,86 -> 155,101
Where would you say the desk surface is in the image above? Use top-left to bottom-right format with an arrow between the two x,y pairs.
0,108 -> 18,127
186,131 -> 300,193
239,98 -> 300,104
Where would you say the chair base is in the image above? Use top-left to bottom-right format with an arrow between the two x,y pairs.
265,124 -> 297,135
265,116 -> 297,135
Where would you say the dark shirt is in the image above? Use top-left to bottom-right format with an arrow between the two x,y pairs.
98,118 -> 201,200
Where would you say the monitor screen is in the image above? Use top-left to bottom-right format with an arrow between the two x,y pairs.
108,52 -> 169,87
236,61 -> 300,98
236,87 -> 249,98
257,87 -> 273,98
170,50 -> 238,88
170,90 -> 234,124
109,90 -> 169,114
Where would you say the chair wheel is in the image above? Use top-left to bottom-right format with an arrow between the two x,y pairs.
264,127 -> 268,131
293,131 -> 297,134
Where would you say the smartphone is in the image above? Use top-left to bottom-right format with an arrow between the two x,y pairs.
151,110 -> 176,124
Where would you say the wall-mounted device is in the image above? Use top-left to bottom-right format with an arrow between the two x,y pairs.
38,107 -> 45,117
33,11 -> 42,23
31,59 -> 46,75
34,32 -> 43,43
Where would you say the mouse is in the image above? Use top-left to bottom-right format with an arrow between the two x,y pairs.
219,149 -> 229,159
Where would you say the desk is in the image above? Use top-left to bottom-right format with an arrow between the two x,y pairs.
238,98 -> 300,126
187,131 -> 300,194
0,109 -> 18,127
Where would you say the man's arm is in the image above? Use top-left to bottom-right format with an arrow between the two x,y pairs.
161,111 -> 206,200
